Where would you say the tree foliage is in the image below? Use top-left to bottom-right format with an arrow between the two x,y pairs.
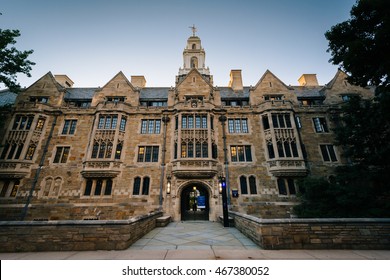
295,0 -> 390,218
325,0 -> 390,92
0,29 -> 35,92
295,94 -> 390,217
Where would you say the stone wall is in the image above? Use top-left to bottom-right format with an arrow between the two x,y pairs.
230,211 -> 390,249
0,211 -> 162,252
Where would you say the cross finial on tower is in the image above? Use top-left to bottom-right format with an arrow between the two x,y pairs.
189,24 -> 197,36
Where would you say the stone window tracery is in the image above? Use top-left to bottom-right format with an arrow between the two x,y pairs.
1,114 -> 46,161
175,113 -> 214,160
90,113 -> 126,161
262,112 -> 302,160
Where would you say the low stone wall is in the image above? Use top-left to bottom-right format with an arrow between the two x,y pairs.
230,211 -> 390,249
0,211 -> 162,252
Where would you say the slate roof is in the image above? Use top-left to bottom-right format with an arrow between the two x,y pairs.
0,85 -> 327,105
140,87 -> 169,100
64,88 -> 97,100
219,87 -> 250,98
0,89 -> 17,107
292,86 -> 325,99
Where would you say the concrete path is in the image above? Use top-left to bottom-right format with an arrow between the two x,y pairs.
1,221 -> 390,260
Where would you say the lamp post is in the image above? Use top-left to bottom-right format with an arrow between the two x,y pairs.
159,115 -> 170,210
219,176 -> 229,227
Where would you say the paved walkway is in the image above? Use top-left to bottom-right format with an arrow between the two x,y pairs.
130,221 -> 259,250
1,221 -> 390,260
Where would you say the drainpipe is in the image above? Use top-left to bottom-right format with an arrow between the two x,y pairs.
21,111 -> 61,221
159,115 -> 170,211
218,115 -> 231,205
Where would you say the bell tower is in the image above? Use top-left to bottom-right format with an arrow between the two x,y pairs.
178,25 -> 210,77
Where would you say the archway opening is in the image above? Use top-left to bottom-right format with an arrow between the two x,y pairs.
191,57 -> 198,68
181,184 -> 209,221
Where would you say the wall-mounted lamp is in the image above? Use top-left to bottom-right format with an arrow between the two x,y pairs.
166,176 -> 171,195
219,176 -> 226,194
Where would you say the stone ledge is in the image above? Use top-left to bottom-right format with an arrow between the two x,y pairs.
230,211 -> 390,224
156,216 -> 171,227
0,211 -> 163,252
230,211 -> 390,250
0,211 -> 162,227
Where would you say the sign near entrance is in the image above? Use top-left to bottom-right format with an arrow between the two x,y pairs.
197,196 -> 206,209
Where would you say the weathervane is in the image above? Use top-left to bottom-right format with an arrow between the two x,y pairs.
189,24 -> 197,36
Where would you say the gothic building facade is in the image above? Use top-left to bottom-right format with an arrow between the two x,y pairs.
0,34 -> 373,221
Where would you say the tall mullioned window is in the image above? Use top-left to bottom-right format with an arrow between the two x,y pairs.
0,179 -> 20,198
1,115 -> 46,161
228,118 -> 249,133
53,146 -> 70,163
98,115 -> 118,130
84,178 -> 113,196
24,144 -> 36,160
230,145 -> 252,162
313,117 -> 329,133
181,141 -> 208,158
119,117 -> 127,131
181,114 -> 207,129
276,140 -> 299,158
141,119 -> 161,134
320,144 -> 337,162
277,178 -> 296,196
239,175 -> 258,195
62,120 -> 77,135
12,115 -> 34,130
0,142 -> 24,160
90,114 -> 126,160
132,176 -> 150,195
91,141 -> 114,159
271,114 -> 292,128
137,146 -> 159,162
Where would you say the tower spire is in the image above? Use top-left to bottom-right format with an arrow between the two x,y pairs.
177,28 -> 211,81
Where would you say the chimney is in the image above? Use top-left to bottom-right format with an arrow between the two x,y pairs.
54,75 -> 74,88
298,74 -> 319,86
131,76 -> 147,88
228,69 -> 243,91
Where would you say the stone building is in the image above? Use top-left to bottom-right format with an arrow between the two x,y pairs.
0,32 -> 373,221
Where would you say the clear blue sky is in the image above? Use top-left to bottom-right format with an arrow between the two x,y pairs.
1,0 -> 356,89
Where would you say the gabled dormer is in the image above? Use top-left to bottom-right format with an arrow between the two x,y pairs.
250,70 -> 296,105
175,68 -> 215,105
15,72 -> 65,107
91,71 -> 139,107
323,70 -> 373,105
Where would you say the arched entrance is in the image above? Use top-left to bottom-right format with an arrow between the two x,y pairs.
181,183 -> 209,221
